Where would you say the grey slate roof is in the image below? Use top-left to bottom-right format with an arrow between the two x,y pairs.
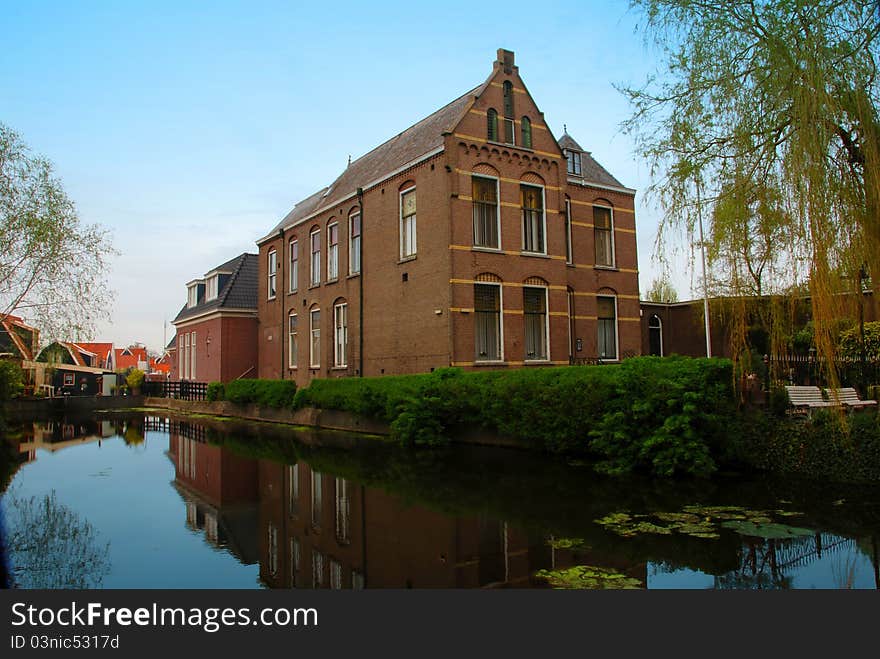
262,85 -> 484,240
173,253 -> 258,324
558,132 -> 628,190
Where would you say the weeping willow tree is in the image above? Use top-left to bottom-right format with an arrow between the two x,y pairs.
621,0 -> 880,380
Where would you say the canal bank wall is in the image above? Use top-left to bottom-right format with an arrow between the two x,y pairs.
139,397 -> 528,449
3,394 -> 146,420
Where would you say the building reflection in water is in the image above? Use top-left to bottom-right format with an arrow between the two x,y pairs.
162,423 -> 646,588
167,420 -> 260,567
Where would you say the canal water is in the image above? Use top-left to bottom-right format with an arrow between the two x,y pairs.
1,413 -> 878,589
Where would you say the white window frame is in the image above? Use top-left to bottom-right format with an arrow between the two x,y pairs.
520,184 -> 547,255
333,302 -> 348,367
649,314 -> 664,357
190,331 -> 196,379
312,550 -> 324,588
335,477 -> 350,544
474,282 -> 504,362
523,285 -> 550,362
594,204 -> 616,268
566,150 -> 582,176
267,522 -> 278,576
597,295 -> 619,362
288,464 -> 299,514
206,276 -> 218,302
472,174 -> 501,250
309,307 -> 320,368
565,199 -> 573,264
503,117 -> 516,146
288,312 -> 298,369
399,186 -> 417,259
310,228 -> 321,286
290,537 -> 300,588
187,285 -> 198,308
179,333 -> 186,378
349,211 -> 361,275
327,222 -> 339,281
267,250 -> 277,300
289,238 -> 298,293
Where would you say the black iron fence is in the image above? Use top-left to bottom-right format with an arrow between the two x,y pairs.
142,380 -> 208,401
762,354 -> 880,389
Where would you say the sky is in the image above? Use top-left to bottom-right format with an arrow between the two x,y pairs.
1,0 -> 698,353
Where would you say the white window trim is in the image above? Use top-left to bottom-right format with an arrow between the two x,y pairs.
333,302 -> 348,368
309,307 -> 320,368
310,228 -> 321,286
206,275 -> 218,302
472,174 -> 501,250
524,285 -> 550,362
474,282 -> 504,363
348,211 -> 361,275
327,222 -> 339,281
520,184 -> 547,255
594,204 -> 616,268
503,117 -> 516,146
190,331 -> 196,379
649,314 -> 664,357
187,285 -> 198,308
267,250 -> 277,300
565,199 -> 573,264
288,312 -> 298,369
597,295 -> 619,362
399,186 -> 417,259
289,238 -> 298,293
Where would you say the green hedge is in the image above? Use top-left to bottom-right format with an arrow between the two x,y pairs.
294,357 -> 736,477
220,379 -> 297,408
206,382 -> 225,402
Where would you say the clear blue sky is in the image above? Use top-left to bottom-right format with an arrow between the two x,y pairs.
1,0 -> 695,352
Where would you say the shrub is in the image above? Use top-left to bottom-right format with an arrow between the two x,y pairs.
293,357 -> 737,477
0,360 -> 25,400
125,368 -> 145,391
224,379 -> 297,408
206,381 -> 225,402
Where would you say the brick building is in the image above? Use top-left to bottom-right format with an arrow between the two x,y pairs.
257,49 -> 641,386
171,253 -> 258,382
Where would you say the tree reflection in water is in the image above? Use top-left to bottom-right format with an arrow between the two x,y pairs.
2,487 -> 110,588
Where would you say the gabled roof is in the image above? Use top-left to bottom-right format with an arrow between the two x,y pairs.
173,253 -> 258,324
260,84 -> 486,243
558,132 -> 629,190
0,315 -> 39,361
72,342 -> 113,364
114,346 -> 148,371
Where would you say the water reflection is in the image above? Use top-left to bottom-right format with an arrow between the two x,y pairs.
1,414 -> 878,589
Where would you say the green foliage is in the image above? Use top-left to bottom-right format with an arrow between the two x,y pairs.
295,357 -> 736,477
125,368 -> 145,391
224,378 -> 297,408
733,408 -> 880,483
1,123 -> 116,338
768,386 -> 790,418
0,360 -> 24,400
838,321 -> 880,361
206,381 -> 225,402
645,275 -> 678,302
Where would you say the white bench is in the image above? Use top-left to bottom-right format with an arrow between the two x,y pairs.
785,386 -> 837,414
827,387 -> 878,410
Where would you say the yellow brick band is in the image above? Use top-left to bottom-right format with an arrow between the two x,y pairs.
569,199 -> 635,215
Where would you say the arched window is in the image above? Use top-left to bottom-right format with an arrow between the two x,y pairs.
333,298 -> 348,367
309,305 -> 321,368
521,116 -> 532,149
649,314 -> 663,356
502,82 -> 515,145
487,108 -> 498,141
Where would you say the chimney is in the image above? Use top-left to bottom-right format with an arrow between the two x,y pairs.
496,49 -> 515,74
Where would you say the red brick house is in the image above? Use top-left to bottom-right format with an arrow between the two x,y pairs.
256,49 -> 641,387
171,253 -> 258,382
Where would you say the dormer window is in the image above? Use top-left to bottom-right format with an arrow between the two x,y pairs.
206,275 -> 219,301
565,149 -> 582,176
187,285 -> 199,308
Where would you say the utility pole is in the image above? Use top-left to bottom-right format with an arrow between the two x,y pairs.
696,180 -> 712,357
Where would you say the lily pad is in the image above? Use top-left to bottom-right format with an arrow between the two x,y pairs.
535,565 -> 643,590
721,520 -> 815,539
548,537 -> 587,550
